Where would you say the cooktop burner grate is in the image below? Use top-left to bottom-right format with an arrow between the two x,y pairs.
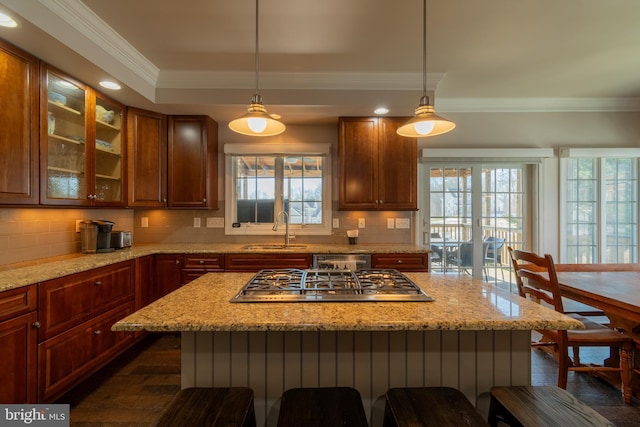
231,268 -> 434,302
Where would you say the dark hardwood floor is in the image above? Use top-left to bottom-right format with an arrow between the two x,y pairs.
59,333 -> 639,426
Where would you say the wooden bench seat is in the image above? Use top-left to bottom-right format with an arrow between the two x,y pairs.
155,387 -> 256,427
384,387 -> 488,427
488,386 -> 615,427
277,387 -> 368,427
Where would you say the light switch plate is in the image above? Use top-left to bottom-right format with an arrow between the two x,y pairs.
387,218 -> 395,229
141,217 -> 149,228
358,218 -> 365,228
395,218 -> 410,229
193,217 -> 201,228
332,218 -> 340,228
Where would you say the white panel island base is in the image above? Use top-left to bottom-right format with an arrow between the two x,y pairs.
181,329 -> 531,427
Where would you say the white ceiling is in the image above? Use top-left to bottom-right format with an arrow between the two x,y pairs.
1,0 -> 640,128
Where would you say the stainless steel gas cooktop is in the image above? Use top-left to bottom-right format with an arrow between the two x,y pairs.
230,268 -> 434,302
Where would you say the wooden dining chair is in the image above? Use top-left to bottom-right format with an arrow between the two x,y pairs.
507,247 -> 634,404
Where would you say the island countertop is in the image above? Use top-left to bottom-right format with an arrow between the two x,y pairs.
111,272 -> 582,332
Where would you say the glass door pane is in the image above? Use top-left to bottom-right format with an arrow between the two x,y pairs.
45,72 -> 88,201
481,167 -> 525,291
94,94 -> 124,204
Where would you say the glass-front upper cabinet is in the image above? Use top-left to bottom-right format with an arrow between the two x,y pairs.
41,66 -> 125,206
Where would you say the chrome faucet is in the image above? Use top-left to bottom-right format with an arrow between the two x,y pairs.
273,211 -> 290,246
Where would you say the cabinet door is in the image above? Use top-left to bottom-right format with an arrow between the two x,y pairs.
93,91 -> 126,206
154,254 -> 183,299
0,39 -> 39,205
135,255 -> 155,310
338,117 -> 379,210
40,66 -> 91,205
127,107 -> 167,207
0,311 -> 38,403
377,118 -> 417,210
168,115 -> 218,208
37,303 -> 134,403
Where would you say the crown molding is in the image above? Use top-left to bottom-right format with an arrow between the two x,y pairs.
436,97 -> 640,112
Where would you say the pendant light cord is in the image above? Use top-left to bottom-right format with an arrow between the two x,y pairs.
255,0 -> 260,94
422,0 -> 427,99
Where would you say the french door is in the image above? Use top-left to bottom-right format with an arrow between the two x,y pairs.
421,164 -> 529,291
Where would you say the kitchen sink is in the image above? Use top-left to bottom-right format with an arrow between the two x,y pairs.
242,244 -> 307,250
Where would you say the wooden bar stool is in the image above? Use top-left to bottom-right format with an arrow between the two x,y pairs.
154,387 -> 256,427
384,387 -> 488,427
488,386 -> 615,427
277,387 -> 369,427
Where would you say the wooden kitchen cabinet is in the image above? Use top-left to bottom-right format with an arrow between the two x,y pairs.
0,285 -> 38,403
135,255 -> 155,310
371,253 -> 429,271
225,253 -> 312,271
0,39 -> 40,205
127,107 -> 167,207
40,65 -> 126,206
338,117 -> 417,210
181,254 -> 225,284
154,254 -> 183,299
168,115 -> 218,208
37,260 -> 135,402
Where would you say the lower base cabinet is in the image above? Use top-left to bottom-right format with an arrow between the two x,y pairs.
37,303 -> 135,402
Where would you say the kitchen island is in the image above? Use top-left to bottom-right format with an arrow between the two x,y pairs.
112,271 -> 581,427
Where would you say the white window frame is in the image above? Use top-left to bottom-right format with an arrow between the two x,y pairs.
559,148 -> 640,263
224,143 -> 332,236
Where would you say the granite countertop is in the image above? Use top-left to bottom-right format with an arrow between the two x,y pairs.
0,243 -> 427,292
111,272 -> 583,332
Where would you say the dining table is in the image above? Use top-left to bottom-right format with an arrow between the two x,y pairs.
555,269 -> 640,399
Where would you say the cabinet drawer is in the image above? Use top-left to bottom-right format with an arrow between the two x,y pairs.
371,253 -> 428,271
0,285 -> 37,323
182,254 -> 224,270
225,253 -> 312,271
38,261 -> 134,340
37,303 -> 134,402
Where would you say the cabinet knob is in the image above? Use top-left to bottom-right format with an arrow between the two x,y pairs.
93,330 -> 102,335
199,260 -> 204,264
32,321 -> 41,329
203,198 -> 207,203
94,280 -> 102,286
397,260 -> 403,263
176,259 -> 181,265
163,198 -> 167,203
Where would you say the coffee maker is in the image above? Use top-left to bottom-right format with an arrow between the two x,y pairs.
79,220 -> 115,253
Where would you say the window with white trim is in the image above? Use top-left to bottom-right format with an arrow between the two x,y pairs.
561,149 -> 639,263
224,143 -> 332,235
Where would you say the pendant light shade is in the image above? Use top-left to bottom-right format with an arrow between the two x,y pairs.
229,0 -> 285,137
397,0 -> 454,138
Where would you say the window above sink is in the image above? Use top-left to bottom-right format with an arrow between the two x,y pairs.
224,143 -> 332,236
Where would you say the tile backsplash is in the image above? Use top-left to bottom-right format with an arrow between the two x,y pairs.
0,206 -> 415,268
0,208 -> 133,268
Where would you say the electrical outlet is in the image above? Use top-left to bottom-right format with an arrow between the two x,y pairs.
387,218 -> 395,229
358,218 -> 365,228
332,218 -> 340,228
141,217 -> 149,228
75,219 -> 82,232
395,218 -> 410,229
193,217 -> 201,228
206,217 -> 224,228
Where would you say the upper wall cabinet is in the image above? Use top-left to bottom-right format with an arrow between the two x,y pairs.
127,107 -> 167,207
168,115 -> 218,209
0,39 -> 40,205
339,117 -> 417,210
40,66 -> 126,206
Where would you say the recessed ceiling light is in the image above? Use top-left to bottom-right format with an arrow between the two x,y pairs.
0,12 -> 18,28
99,81 -> 121,90
374,107 -> 389,115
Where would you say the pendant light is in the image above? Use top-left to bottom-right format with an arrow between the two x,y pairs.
229,0 -> 285,136
397,0 -> 455,138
